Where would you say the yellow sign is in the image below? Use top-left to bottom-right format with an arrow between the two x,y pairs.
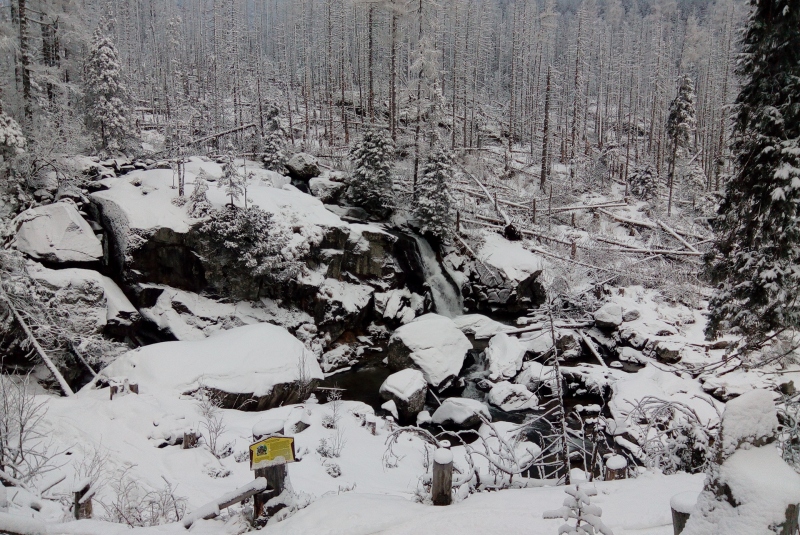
249,436 -> 296,469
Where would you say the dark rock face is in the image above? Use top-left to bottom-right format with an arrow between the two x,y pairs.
202,380 -> 321,411
464,263 -> 546,316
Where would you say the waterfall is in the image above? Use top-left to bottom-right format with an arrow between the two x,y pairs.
412,234 -> 463,318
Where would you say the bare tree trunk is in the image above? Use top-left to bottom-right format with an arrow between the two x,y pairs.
540,65 -> 551,191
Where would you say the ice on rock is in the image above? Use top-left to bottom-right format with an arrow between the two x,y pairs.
485,333 -> 527,381
431,398 -> 491,428
12,202 -> 103,263
594,303 -> 623,329
387,313 -> 472,389
100,323 -> 323,406
487,381 -> 538,411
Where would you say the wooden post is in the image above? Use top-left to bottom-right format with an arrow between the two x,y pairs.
604,455 -> 627,481
253,464 -> 288,518
432,448 -> 453,506
129,383 -> 139,394
781,504 -> 800,535
183,431 -> 198,449
670,492 -> 698,535
73,481 -> 93,520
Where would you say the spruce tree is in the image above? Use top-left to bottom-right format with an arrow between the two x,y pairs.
262,103 -> 287,173
706,0 -> 800,355
414,147 -> 456,240
348,126 -> 394,218
84,27 -> 134,152
627,164 -> 658,203
666,74 -> 697,215
219,152 -> 243,207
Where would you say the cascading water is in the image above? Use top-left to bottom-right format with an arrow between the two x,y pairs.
411,234 -> 463,318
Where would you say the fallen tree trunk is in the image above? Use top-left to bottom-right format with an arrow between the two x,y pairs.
0,286 -> 73,396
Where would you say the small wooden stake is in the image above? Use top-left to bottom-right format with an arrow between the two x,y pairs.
781,504 -> 799,535
432,448 -> 453,506
183,431 -> 198,449
73,482 -> 92,520
671,508 -> 690,535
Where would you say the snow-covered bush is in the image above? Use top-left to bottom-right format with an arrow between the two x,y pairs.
0,374 -> 63,486
196,389 -> 228,459
0,106 -> 26,160
624,395 -> 717,474
101,466 -> 187,527
543,484 -> 614,535
348,126 -> 394,218
195,205 -> 303,299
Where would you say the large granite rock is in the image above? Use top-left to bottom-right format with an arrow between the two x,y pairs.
379,369 -> 427,425
12,202 -> 103,263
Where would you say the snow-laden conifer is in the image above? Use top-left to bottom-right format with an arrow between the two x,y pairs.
84,27 -> 134,152
188,177 -> 212,218
219,152 -> 243,207
627,164 -> 658,203
706,0 -> 800,356
413,147 -> 456,240
348,126 -> 394,218
543,484 -> 614,535
262,103 -> 287,173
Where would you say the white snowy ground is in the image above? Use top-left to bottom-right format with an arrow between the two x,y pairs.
1,372 -> 705,534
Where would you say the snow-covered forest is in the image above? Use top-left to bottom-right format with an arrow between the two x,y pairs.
1,0 -> 800,533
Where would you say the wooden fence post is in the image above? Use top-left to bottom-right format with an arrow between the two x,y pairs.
73,481 -> 93,520
781,504 -> 799,535
604,455 -> 627,481
432,448 -> 453,506
253,464 -> 288,519
670,492 -> 698,535
183,431 -> 199,449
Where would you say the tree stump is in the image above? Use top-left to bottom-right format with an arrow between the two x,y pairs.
432,448 -> 453,506
73,482 -> 93,520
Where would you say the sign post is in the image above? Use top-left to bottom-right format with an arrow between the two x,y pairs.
249,435 -> 295,520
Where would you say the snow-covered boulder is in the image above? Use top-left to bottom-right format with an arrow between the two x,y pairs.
100,323 -> 323,409
515,361 -> 556,391
387,313 -> 472,389
12,202 -> 102,263
485,333 -> 526,381
309,175 -> 346,203
28,264 -> 139,331
379,369 -> 427,424
487,381 -> 538,411
453,314 -> 513,340
622,308 -> 641,322
469,231 -> 548,313
285,152 -> 321,180
431,398 -> 491,428
138,285 -> 312,341
594,303 -> 623,329
654,340 -> 683,363
314,278 -> 374,341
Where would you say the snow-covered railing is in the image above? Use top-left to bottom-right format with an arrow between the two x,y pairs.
182,477 -> 267,528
